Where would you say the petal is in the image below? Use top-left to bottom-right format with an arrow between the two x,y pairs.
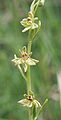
20,18 -> 28,27
12,58 -> 22,65
22,26 -> 31,32
23,64 -> 27,72
26,58 -> 39,66
32,23 -> 38,29
40,0 -> 45,5
21,18 -> 32,27
38,20 -> 41,27
14,54 -> 17,59
30,0 -> 36,12
27,102 -> 32,107
34,17 -> 38,21
26,58 -> 36,65
18,99 -> 32,107
16,59 -> 22,65
29,52 -> 32,56
31,58 -> 39,63
33,100 -> 41,107
28,11 -> 34,19
22,46 -> 27,52
12,54 -> 19,61
12,58 -> 19,62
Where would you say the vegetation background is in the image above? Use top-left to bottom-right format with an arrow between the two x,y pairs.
0,0 -> 61,120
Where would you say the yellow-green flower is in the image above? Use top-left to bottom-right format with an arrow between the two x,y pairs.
20,11 -> 41,32
12,46 -> 39,72
20,0 -> 45,32
18,94 -> 41,108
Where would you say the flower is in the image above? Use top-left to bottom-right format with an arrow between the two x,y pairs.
20,11 -> 41,32
18,94 -> 41,108
12,46 -> 39,72
20,0 -> 45,32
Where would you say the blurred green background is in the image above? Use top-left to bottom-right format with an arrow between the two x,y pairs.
0,0 -> 61,120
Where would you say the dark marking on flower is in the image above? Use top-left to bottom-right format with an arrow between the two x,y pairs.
21,52 -> 29,60
27,95 -> 33,101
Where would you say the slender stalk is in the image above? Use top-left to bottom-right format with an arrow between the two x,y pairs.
27,65 -> 31,94
27,30 -> 32,94
28,40 -> 32,54
26,30 -> 32,120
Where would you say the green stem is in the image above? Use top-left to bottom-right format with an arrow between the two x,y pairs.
26,30 -> 32,120
28,40 -> 32,54
27,30 -> 32,94
27,65 -> 31,94
29,108 -> 32,120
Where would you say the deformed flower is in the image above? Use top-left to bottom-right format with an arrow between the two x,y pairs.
20,11 -> 41,32
12,46 -> 39,72
40,0 -> 45,5
30,0 -> 45,13
18,94 -> 41,108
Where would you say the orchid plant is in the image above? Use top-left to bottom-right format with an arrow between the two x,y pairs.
12,0 -> 48,120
